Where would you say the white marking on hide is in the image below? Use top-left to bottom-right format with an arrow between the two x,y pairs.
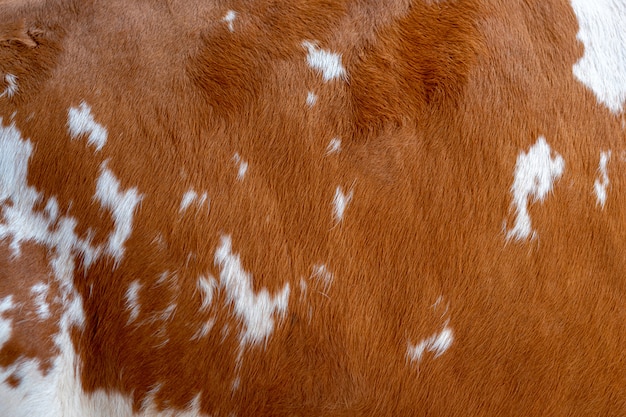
333,186 -> 353,223
0,120 -> 201,417
306,91 -> 317,107
67,102 -> 108,151
431,295 -> 449,318
0,120 -> 103,417
233,153 -> 248,180
124,280 -> 141,324
44,198 -> 59,224
94,163 -> 143,264
160,303 -> 177,322
299,278 -> 307,301
312,264 -> 333,293
141,384 -> 163,412
232,377 -> 240,391
214,235 -> 290,348
0,120 -> 97,265
506,136 -> 565,241
302,41 -> 347,82
179,189 -> 209,213
571,0 -> 626,113
31,283 -> 51,320
197,275 -> 217,311
0,295 -> 14,350
326,138 -> 341,155
223,10 -> 237,32
407,325 -> 454,364
180,190 -> 197,212
594,150 -> 611,207
191,319 -> 215,341
0,74 -> 18,98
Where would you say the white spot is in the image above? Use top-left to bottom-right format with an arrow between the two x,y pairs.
232,377 -> 240,391
506,136 -> 565,241
223,10 -> 237,32
180,190 -> 197,212
571,0 -> 626,113
302,41 -> 347,82
214,235 -> 290,348
306,91 -> 317,107
124,280 -> 141,324
159,303 -> 177,322
326,138 -> 341,155
185,393 -> 202,414
191,319 -> 215,340
197,275 -> 217,311
94,163 -> 143,264
141,384 -> 163,412
233,153 -> 248,180
179,189 -> 209,213
44,198 -> 59,223
67,102 -> 108,151
0,295 -> 14,349
312,264 -> 333,293
299,278 -> 307,300
407,325 -> 454,364
0,120 -> 97,265
31,283 -> 51,320
594,150 -> 611,207
333,186 -> 353,222
0,74 -> 18,98
0,119 -> 206,417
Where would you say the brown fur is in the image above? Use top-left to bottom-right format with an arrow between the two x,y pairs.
1,0 -> 626,415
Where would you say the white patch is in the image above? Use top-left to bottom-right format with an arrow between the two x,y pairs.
0,120 -> 196,417
571,0 -> 626,113
94,163 -> 143,264
191,319 -> 215,341
302,41 -> 347,82
312,264 -> 333,293
67,102 -> 108,151
180,190 -> 197,212
333,186 -> 353,223
0,120 -> 101,416
299,278 -> 307,300
214,235 -> 290,348
326,138 -> 341,155
0,121 -> 96,265
0,295 -> 14,350
506,136 -> 565,241
179,189 -> 209,213
594,150 -> 611,207
44,198 -> 59,223
232,377 -> 240,391
431,295 -> 449,318
407,325 -> 454,364
223,10 -> 237,32
0,74 -> 18,98
306,91 -> 317,107
124,280 -> 141,324
159,303 -> 177,322
31,283 -> 51,320
197,275 -> 217,311
233,153 -> 248,180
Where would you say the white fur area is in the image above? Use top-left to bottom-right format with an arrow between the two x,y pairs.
0,120 -> 179,416
571,0 -> 626,113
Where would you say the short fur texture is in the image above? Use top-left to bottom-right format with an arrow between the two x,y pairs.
1,0 -> 626,415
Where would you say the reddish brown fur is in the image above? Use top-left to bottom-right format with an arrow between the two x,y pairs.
1,0 -> 626,415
